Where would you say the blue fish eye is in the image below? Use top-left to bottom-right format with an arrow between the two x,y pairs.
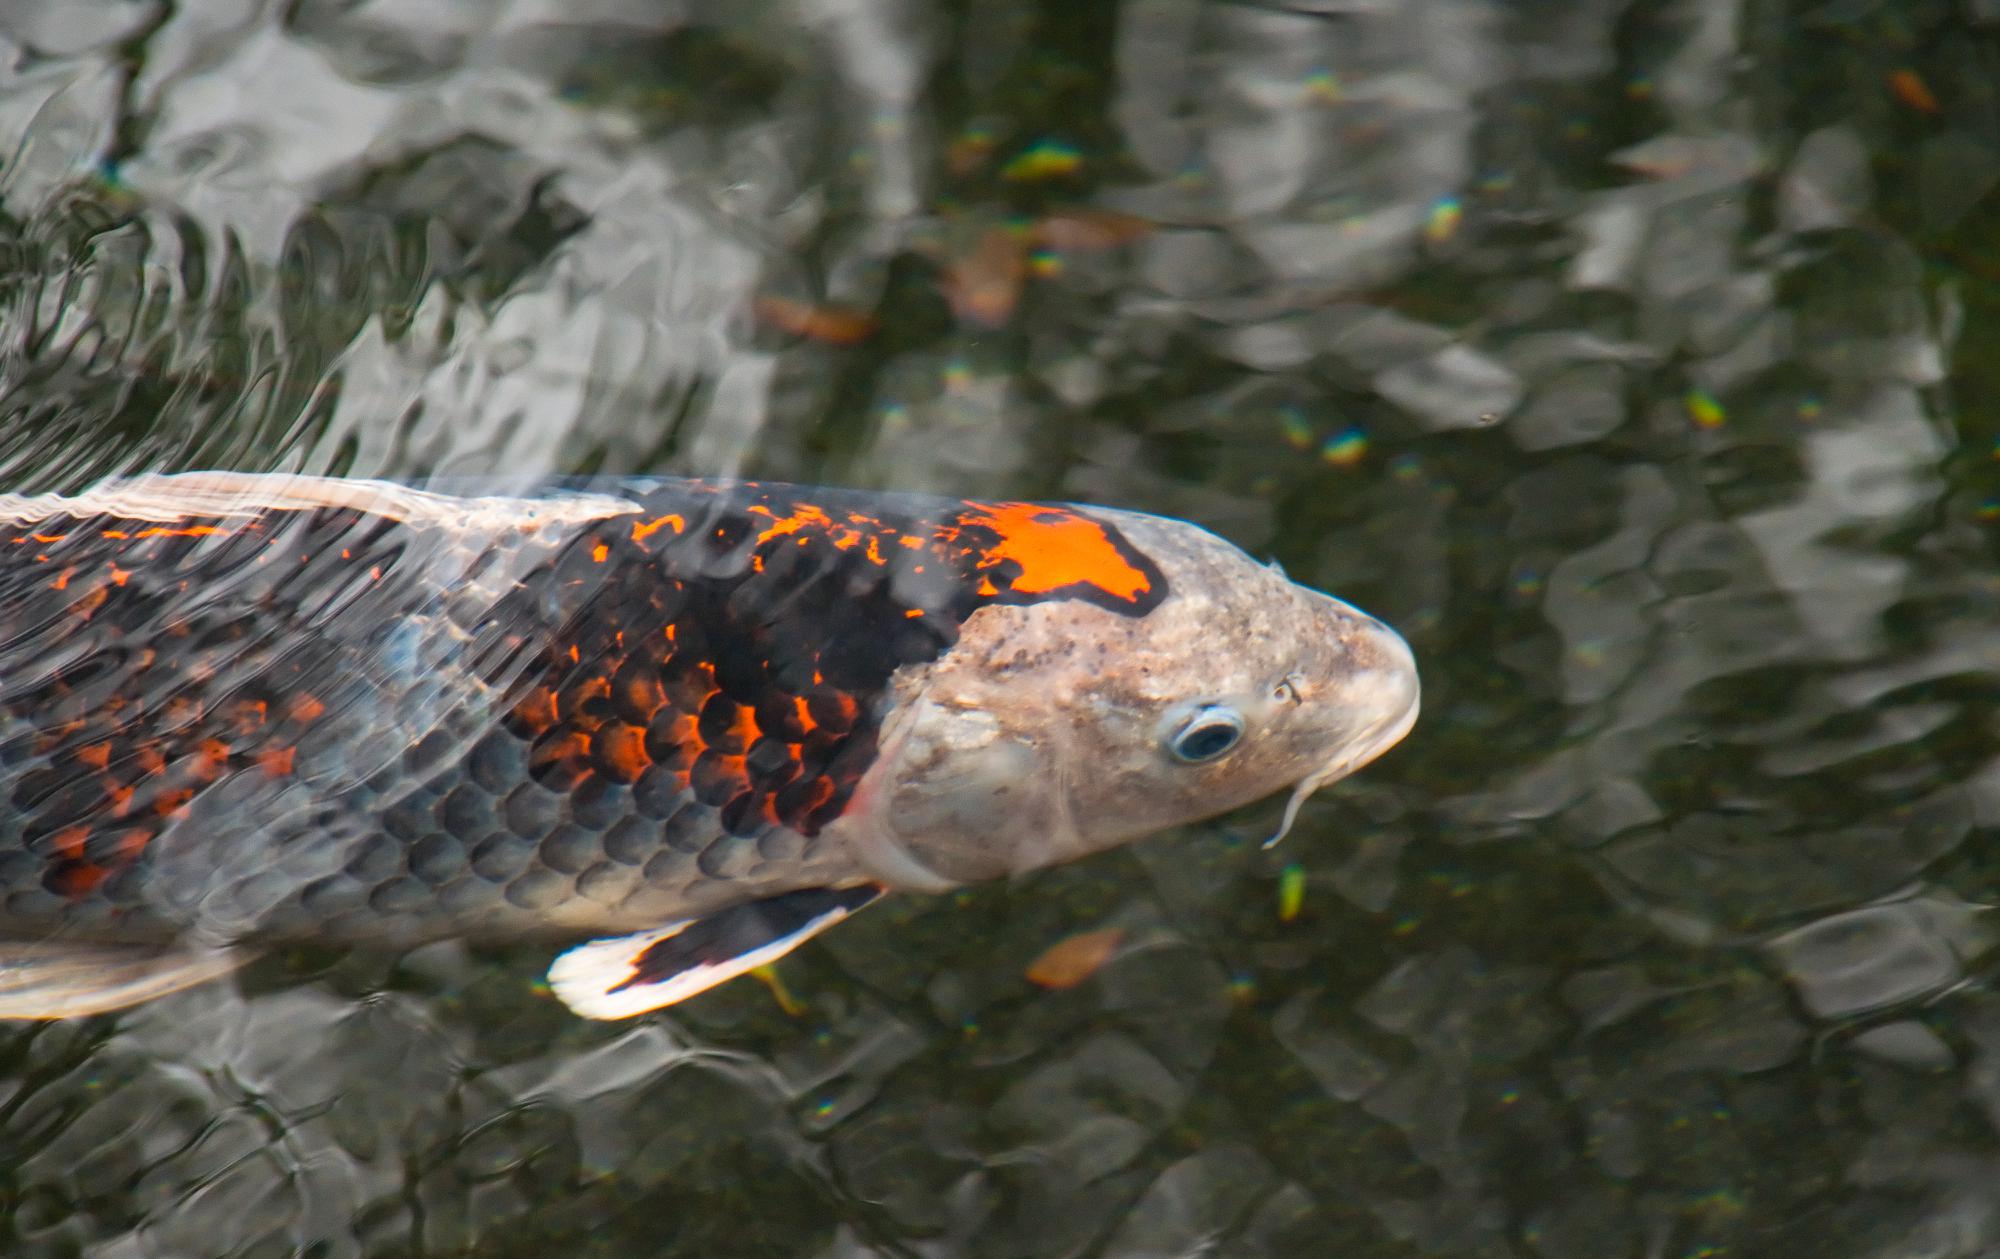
1169,706 -> 1246,764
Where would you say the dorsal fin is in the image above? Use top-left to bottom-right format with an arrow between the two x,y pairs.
0,472 -> 639,529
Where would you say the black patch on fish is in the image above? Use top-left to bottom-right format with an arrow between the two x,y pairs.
610,884 -> 883,994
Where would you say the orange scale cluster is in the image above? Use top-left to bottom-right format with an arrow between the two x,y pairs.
643,708 -> 701,763
507,627 -> 859,836
2,506 -> 390,902
742,501 -> 934,574
25,671 -> 338,899
696,691 -> 762,754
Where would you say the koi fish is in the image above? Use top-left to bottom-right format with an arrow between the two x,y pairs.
0,473 -> 1418,1019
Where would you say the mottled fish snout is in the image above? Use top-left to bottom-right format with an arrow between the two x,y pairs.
1341,599 -> 1422,759
1266,595 -> 1421,848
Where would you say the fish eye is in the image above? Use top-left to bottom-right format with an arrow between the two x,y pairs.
1168,705 -> 1246,764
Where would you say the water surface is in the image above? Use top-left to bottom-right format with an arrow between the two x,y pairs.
2,1 -> 1999,1256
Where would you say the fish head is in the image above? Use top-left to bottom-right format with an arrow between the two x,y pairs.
834,509 -> 1419,888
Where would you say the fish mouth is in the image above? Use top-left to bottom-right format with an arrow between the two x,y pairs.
1265,623 -> 1420,849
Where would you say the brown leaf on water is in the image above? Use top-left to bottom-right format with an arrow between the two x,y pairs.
1888,69 -> 1940,115
1024,927 -> 1124,990
751,294 -> 878,345
947,129 -> 999,177
942,225 -> 1026,328
1029,208 -> 1154,253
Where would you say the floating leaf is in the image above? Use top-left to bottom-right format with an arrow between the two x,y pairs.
1888,69 -> 1939,115
942,226 -> 1027,327
1025,928 -> 1124,990
1030,208 -> 1154,253
752,294 -> 878,345
948,126 -> 999,177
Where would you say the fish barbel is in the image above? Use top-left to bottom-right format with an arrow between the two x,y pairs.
0,473 -> 1417,1018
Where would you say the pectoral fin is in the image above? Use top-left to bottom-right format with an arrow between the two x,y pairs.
547,885 -> 885,1020
0,940 -> 249,1019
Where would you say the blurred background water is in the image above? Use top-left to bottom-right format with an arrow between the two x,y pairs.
0,0 -> 1997,1255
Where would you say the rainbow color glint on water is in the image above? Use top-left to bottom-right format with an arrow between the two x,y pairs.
1001,140 -> 1083,182
1280,406 -> 1315,451
1686,389 -> 1726,429
1305,69 -> 1341,105
1278,862 -> 1306,922
1321,427 -> 1369,466
1426,197 -> 1463,243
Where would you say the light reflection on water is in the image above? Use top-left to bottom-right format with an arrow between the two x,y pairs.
2,1 -> 2000,1256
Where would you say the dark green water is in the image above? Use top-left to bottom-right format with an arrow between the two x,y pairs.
2,1 -> 1999,1255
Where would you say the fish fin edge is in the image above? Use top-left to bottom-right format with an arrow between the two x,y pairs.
0,940 -> 249,1019
547,885 -> 885,1020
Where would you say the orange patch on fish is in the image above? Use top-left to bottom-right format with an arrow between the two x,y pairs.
1025,927 -> 1125,990
595,724 -> 650,783
49,862 -> 108,898
49,825 -> 89,861
630,515 -> 685,545
511,686 -> 559,736
190,738 -> 226,775
129,525 -> 224,540
750,502 -> 837,545
70,584 -> 109,619
959,503 -> 1155,601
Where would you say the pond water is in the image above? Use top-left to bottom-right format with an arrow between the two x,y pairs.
2,0 -> 1998,1255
